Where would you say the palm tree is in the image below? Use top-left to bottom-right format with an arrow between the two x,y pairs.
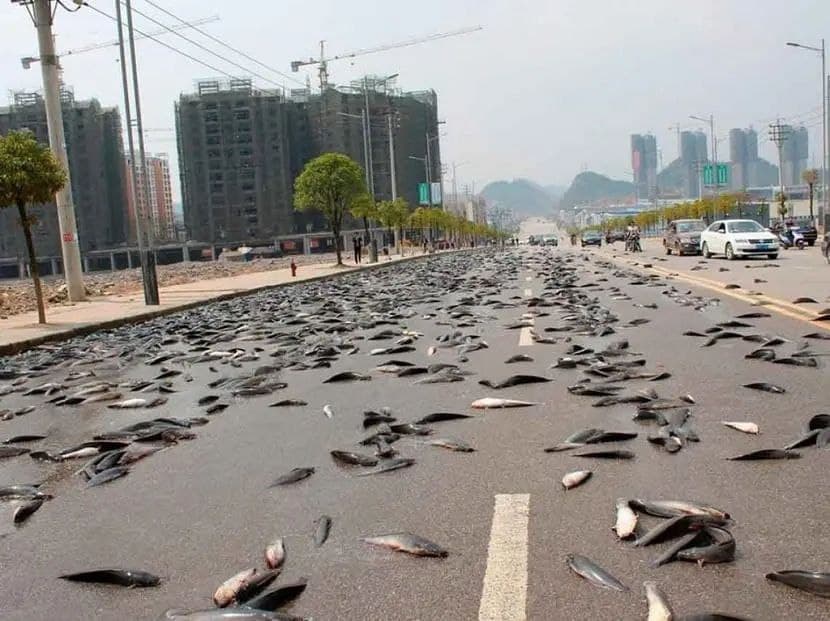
802,168 -> 819,224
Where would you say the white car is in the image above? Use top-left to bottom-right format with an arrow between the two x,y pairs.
699,219 -> 779,260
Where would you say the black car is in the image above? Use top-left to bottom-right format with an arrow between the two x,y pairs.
797,224 -> 818,247
581,231 -> 602,247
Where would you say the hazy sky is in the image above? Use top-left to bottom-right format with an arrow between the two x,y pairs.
1,0 -> 829,201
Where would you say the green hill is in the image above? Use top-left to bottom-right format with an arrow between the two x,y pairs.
480,179 -> 555,218
560,172 -> 634,209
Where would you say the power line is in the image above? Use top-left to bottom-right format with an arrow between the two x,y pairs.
116,1 -> 289,90
82,3 -> 242,82
139,0 -> 307,88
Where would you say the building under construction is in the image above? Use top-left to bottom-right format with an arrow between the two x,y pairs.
0,89 -> 128,262
176,77 -> 441,244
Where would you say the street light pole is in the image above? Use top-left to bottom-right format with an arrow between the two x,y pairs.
787,39 -> 828,226
27,0 -> 85,301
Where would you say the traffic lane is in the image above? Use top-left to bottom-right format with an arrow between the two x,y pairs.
526,251 -> 829,620
605,239 -> 830,307
0,257 -> 536,620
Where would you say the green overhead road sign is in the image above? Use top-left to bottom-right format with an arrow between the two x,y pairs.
418,183 -> 430,205
703,163 -> 729,187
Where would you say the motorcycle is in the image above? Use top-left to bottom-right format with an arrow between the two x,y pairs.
625,233 -> 642,253
778,228 -> 805,250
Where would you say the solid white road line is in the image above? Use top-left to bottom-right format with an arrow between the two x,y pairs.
518,327 -> 534,347
478,493 -> 530,621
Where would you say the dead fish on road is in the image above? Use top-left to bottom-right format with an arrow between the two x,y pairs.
478,374 -> 550,389
613,498 -> 638,540
644,581 -> 675,621
470,398 -> 538,409
0,446 -> 30,459
728,449 -> 800,461
676,526 -> 736,565
562,470 -> 592,490
634,515 -> 727,548
313,515 -> 332,546
330,450 -> 378,467
243,579 -> 308,612
323,372 -> 371,383
356,457 -> 415,476
323,405 -> 334,419
565,554 -> 627,592
427,437 -> 475,452
269,400 -> 308,407
722,421 -> 759,435
213,568 -> 257,607
270,467 -> 315,486
107,397 -> 168,409
362,532 -> 448,557
574,449 -> 635,459
87,466 -> 129,487
629,499 -> 730,521
765,570 -> 830,598
263,538 -> 285,569
505,354 -> 534,363
743,382 -> 786,394
13,498 -> 44,525
60,568 -> 161,588
415,412 -> 471,424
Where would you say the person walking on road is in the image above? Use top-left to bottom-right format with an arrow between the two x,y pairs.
352,235 -> 361,264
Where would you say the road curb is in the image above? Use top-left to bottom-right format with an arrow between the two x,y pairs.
0,248 -> 483,357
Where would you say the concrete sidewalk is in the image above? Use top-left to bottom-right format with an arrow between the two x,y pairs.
0,249 -> 449,355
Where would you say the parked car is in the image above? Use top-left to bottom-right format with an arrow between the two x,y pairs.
663,219 -> 706,256
528,236 -> 540,246
822,232 -> 830,264
605,230 -> 626,244
543,236 -> 558,247
796,224 -> 818,247
581,231 -> 602,247
699,219 -> 779,260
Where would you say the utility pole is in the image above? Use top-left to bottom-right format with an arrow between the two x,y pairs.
363,78 -> 375,198
770,119 -> 792,219
123,0 -> 159,304
24,0 -> 86,301
387,114 -> 397,201
425,133 -> 433,207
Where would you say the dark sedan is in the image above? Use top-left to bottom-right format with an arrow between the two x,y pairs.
797,224 -> 818,247
663,219 -> 706,255
581,231 -> 602,247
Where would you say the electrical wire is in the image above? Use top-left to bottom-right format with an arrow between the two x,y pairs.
115,1 -> 289,91
82,3 -> 243,82
139,0 -> 306,88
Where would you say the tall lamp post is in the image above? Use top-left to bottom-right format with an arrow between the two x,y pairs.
786,39 -> 827,226
13,0 -> 85,301
690,114 -> 717,201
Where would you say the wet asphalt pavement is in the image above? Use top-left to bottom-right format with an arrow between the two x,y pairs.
0,246 -> 828,620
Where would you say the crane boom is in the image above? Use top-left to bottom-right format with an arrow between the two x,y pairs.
291,26 -> 483,91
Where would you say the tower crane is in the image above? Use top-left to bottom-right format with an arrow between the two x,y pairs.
291,25 -> 483,91
21,15 -> 221,69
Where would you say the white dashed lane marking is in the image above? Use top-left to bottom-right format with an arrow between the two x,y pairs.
478,494 -> 530,621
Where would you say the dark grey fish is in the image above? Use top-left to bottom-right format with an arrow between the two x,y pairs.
13,498 -> 44,525
59,569 -> 161,587
363,532 -> 448,557
677,615 -> 751,621
629,499 -> 730,521
313,515 -> 332,546
415,412 -> 472,424
268,400 -> 308,408
793,297 -> 818,304
745,348 -> 776,361
650,531 -> 705,567
727,449 -> 800,460
395,367 -> 429,377
677,526 -> 736,565
330,450 -> 378,467
322,372 -> 371,383
428,437 -> 475,452
205,403 -> 229,415
808,414 -> 830,430
235,569 -> 280,605
270,467 -> 315,487
784,430 -> 820,450
634,515 -> 727,547
574,449 -> 635,459
585,431 -> 638,444
87,466 -> 130,487
505,354 -> 534,363
478,374 -> 550,389
2,434 -> 47,444
243,579 -> 308,611
565,554 -> 627,591
356,457 -> 415,476
766,570 -> 830,598
389,423 -> 432,436
743,382 -> 786,394
0,446 -> 30,459
199,395 -> 221,406
737,312 -> 771,319
0,484 -> 52,502
774,357 -> 818,368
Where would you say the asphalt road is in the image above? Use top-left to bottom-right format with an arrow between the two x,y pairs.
0,246 -> 828,621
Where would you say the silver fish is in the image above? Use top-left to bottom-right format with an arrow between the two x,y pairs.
561,470 -> 592,490
566,554 -> 627,591
362,532 -> 448,557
